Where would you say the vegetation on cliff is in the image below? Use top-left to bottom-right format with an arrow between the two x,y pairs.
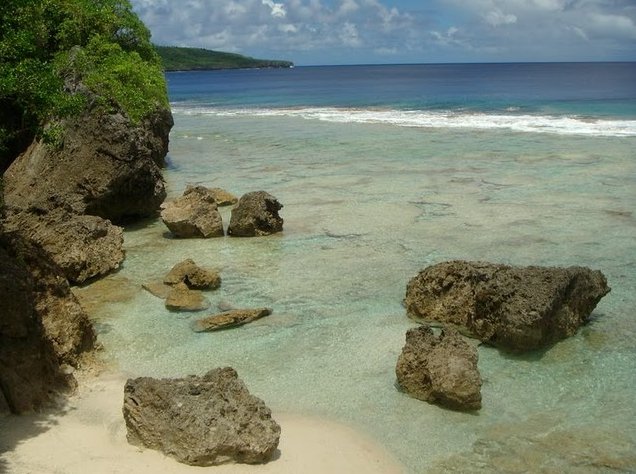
155,46 -> 294,71
0,0 -> 169,166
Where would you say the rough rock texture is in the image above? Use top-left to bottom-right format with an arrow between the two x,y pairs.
228,191 -> 283,237
163,259 -> 221,290
161,186 -> 224,238
123,367 -> 281,466
5,209 -> 124,284
405,260 -> 611,352
3,108 -> 172,222
0,234 -> 94,413
193,308 -> 273,332
185,185 -> 237,206
142,280 -> 172,299
165,283 -> 210,312
396,326 -> 482,411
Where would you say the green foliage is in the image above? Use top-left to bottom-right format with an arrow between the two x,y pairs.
155,46 -> 294,71
0,0 -> 168,163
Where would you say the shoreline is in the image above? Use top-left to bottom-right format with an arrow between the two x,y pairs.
0,368 -> 405,474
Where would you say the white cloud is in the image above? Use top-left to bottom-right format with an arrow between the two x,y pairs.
484,8 -> 517,27
340,22 -> 362,47
130,0 -> 636,64
262,0 -> 287,18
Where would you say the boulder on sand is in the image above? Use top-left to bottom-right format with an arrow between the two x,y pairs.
404,260 -> 611,352
161,186 -> 224,238
122,367 -> 281,466
227,191 -> 283,237
396,325 -> 482,411
193,308 -> 273,332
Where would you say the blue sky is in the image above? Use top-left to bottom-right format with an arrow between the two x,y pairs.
130,0 -> 636,65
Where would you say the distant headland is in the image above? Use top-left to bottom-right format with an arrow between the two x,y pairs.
155,46 -> 294,71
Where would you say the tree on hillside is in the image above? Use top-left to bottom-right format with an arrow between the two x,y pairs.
0,0 -> 168,170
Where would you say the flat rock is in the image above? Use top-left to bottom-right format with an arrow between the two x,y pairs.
122,367 -> 281,466
193,308 -> 273,332
227,191 -> 283,237
405,260 -> 610,352
396,325 -> 482,411
161,186 -> 224,238
165,283 -> 210,312
163,258 -> 221,290
142,280 -> 172,299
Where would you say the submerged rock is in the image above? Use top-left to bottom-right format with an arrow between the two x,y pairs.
228,191 -> 283,237
405,260 -> 611,352
193,308 -> 273,332
142,280 -> 172,299
165,282 -> 210,312
161,186 -> 224,238
396,325 -> 482,411
123,367 -> 281,466
163,258 -> 221,290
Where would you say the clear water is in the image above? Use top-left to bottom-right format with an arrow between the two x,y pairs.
93,64 -> 636,472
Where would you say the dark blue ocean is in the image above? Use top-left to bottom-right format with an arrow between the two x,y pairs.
95,63 -> 636,472
166,62 -> 636,134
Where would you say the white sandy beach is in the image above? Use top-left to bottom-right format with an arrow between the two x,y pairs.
0,371 -> 404,474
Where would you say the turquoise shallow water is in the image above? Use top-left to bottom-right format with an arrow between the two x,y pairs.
90,109 -> 636,471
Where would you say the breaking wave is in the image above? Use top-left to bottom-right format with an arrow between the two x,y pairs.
172,105 -> 636,137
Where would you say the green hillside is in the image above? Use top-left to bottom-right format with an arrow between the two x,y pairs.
155,46 -> 293,71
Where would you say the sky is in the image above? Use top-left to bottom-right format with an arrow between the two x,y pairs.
130,0 -> 636,65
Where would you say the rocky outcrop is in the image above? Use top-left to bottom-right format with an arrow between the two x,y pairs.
123,367 -> 281,466
0,234 -> 94,413
3,107 -> 172,222
405,261 -> 610,352
5,209 -> 124,284
228,191 -> 283,237
161,186 -> 224,238
396,326 -> 481,411
2,105 -> 172,282
165,282 -> 210,312
193,308 -> 273,332
163,259 -> 221,290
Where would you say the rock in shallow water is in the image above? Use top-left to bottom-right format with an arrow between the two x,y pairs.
163,258 -> 221,290
405,260 -> 610,352
161,186 -> 224,238
122,367 -> 281,466
228,191 -> 283,237
396,325 -> 482,411
165,282 -> 210,312
193,308 -> 273,332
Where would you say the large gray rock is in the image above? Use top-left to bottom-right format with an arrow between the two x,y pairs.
396,326 -> 482,411
405,261 -> 611,352
123,367 -> 281,466
193,308 -> 273,332
3,107 -> 172,222
161,186 -> 224,238
228,191 -> 283,237
163,258 -> 221,290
